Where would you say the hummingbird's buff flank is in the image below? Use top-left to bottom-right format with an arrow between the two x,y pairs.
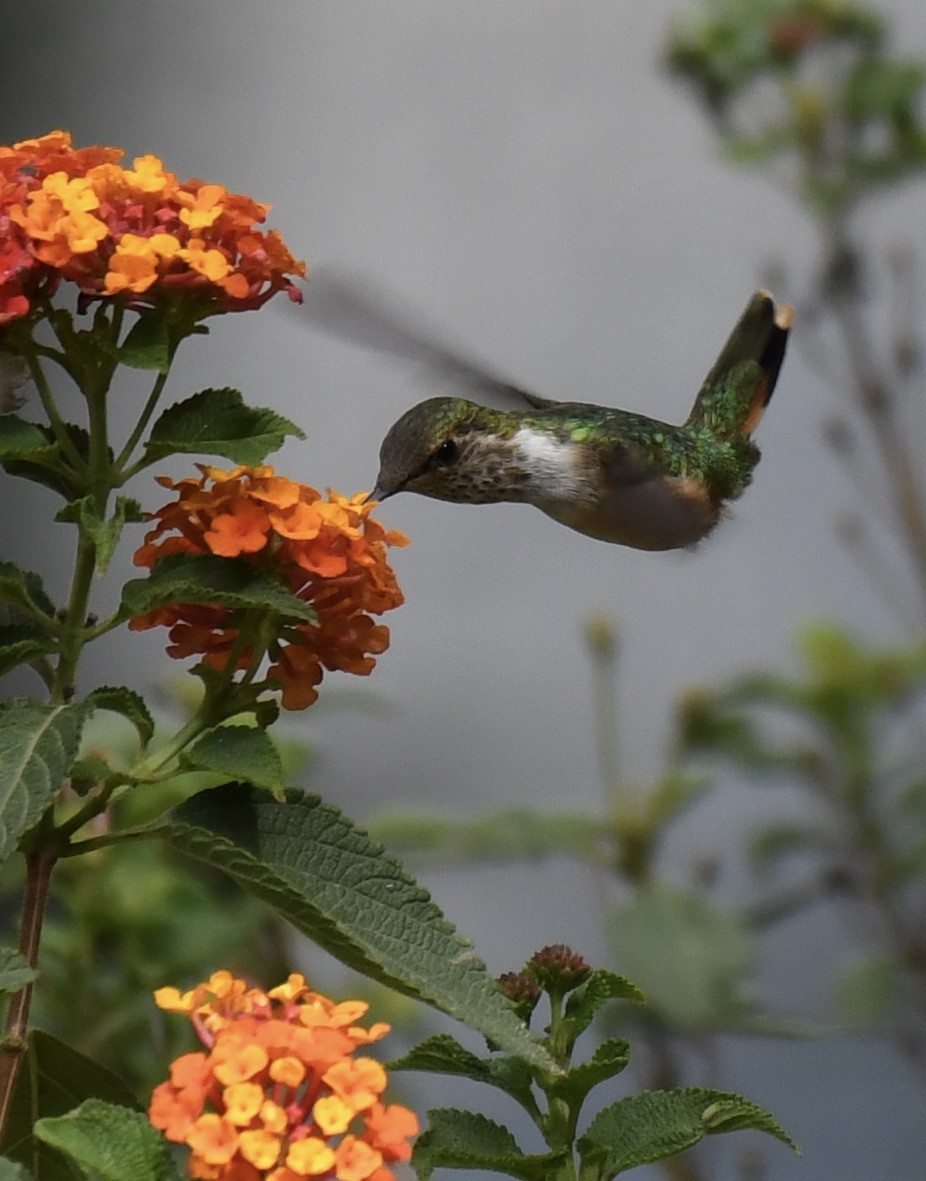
366,290 -> 792,550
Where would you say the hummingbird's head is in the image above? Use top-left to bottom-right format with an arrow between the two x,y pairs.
369,396 -> 516,505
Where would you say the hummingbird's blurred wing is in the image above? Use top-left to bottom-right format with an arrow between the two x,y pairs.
300,271 -> 559,410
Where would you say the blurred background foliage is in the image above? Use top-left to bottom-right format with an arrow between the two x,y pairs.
3,0 -> 926,1177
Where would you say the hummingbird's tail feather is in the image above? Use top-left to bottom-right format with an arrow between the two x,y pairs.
686,291 -> 793,440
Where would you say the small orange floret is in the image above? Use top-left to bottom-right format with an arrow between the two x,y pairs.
131,466 -> 407,711
149,972 -> 418,1181
0,129 -> 305,324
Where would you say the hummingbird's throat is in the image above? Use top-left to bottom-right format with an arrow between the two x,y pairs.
411,425 -> 594,507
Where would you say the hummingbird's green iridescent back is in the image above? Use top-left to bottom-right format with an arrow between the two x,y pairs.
310,281 -> 793,550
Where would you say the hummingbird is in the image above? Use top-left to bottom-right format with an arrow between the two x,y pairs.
305,278 -> 793,550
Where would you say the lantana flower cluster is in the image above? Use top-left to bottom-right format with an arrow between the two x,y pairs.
149,971 -> 419,1181
130,465 -> 408,709
0,130 -> 305,324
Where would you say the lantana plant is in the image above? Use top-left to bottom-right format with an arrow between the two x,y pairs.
0,132 -> 794,1180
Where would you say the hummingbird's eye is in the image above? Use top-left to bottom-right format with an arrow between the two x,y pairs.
431,438 -> 460,468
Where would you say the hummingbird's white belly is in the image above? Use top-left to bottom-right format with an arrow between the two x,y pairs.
512,426 -> 719,551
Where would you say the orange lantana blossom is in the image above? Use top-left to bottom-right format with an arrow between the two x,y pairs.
130,465 -> 408,709
0,130 -> 304,324
149,970 -> 419,1181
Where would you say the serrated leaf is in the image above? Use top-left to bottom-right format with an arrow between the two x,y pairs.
120,553 -> 317,625
390,1033 -> 493,1080
1,424 -> 93,501
86,687 -> 155,749
413,1109 -> 559,1181
182,726 -> 285,798
578,1088 -> 796,1177
564,969 -> 644,1039
0,949 -> 37,994
0,626 -> 57,679
56,497 -> 143,576
0,563 -> 55,620
118,315 -> 171,372
68,755 -> 113,795
609,885 -> 755,1028
36,1100 -> 180,1181
550,1038 -> 631,1110
0,416 -> 47,458
161,784 -> 555,1072
145,388 -> 304,466
0,700 -> 89,864
389,1034 -> 536,1109
0,1030 -> 139,1181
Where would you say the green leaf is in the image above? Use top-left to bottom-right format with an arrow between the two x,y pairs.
0,416 -> 47,458
0,424 -> 93,501
35,1100 -> 180,1181
85,687 -> 155,750
68,754 -> 113,796
749,821 -> 834,874
0,1157 -> 34,1181
0,699 -> 89,865
609,885 -> 755,1029
835,955 -> 901,1030
549,1038 -> 631,1111
0,1030 -> 140,1181
389,1033 -> 536,1109
0,563 -> 56,621
118,314 -> 171,372
0,626 -> 57,679
145,388 -> 305,466
120,553 -> 317,625
578,1088 -> 796,1177
161,784 -> 555,1072
845,59 -> 926,120
56,497 -> 143,576
645,772 -> 712,829
0,949 -> 38,994
389,1032 -> 493,1080
412,1109 -> 559,1181
182,726 -> 285,798
564,969 -> 644,1039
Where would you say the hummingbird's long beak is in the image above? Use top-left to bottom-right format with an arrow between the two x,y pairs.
364,483 -> 391,504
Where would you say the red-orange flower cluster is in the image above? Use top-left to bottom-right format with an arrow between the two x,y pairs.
150,970 -> 419,1181
0,130 -> 305,324
130,465 -> 408,709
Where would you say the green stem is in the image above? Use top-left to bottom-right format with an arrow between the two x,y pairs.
822,221 -> 926,617
129,711 -> 214,782
61,825 -> 160,858
22,347 -> 86,475
54,775 -> 134,843
52,530 -> 99,703
592,643 -> 620,814
114,367 -> 169,473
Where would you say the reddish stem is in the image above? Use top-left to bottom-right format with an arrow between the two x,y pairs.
0,852 -> 57,1136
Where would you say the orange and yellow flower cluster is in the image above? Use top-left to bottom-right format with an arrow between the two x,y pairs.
0,130 -> 305,324
130,465 -> 408,709
149,970 -> 419,1181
